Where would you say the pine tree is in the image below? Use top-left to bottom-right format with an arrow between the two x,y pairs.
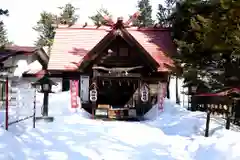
156,4 -> 170,27
132,0 -> 154,27
0,9 -> 8,16
33,3 -> 79,52
58,3 -> 79,26
0,24 -> 8,46
0,9 -> 9,46
171,0 -> 240,91
33,11 -> 57,50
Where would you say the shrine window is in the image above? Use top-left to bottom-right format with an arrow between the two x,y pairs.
119,47 -> 129,56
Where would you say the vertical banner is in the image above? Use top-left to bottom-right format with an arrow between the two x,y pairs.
70,80 -> 79,108
157,82 -> 167,112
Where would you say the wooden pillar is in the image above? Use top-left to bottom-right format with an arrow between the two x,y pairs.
226,104 -> 231,130
137,79 -> 141,116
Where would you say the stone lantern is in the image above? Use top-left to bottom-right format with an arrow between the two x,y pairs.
32,75 -> 57,122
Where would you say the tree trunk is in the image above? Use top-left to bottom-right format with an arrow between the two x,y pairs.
176,76 -> 180,104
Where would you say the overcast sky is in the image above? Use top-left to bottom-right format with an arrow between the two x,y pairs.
1,0 -> 164,46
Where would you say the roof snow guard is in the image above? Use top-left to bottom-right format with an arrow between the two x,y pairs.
48,21 -> 177,72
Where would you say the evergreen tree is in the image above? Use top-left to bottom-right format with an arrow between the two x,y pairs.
132,0 -> 154,27
156,4 -> 170,27
58,3 -> 79,26
33,3 -> 79,52
0,23 -> 8,46
0,9 -> 10,46
89,8 -> 112,27
33,11 -> 57,50
171,0 -> 240,91
0,9 -> 8,16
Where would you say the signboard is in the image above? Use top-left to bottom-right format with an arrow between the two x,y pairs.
80,76 -> 89,103
70,80 -> 79,108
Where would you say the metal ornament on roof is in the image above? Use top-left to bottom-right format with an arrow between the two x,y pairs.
100,11 -> 141,28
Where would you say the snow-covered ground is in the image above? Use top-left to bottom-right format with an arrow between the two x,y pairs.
0,91 -> 240,159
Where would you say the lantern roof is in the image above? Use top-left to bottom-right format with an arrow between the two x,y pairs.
32,75 -> 57,86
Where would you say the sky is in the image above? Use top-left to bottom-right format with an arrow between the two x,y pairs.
1,0 -> 164,46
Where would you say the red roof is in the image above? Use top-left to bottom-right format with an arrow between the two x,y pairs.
127,28 -> 176,71
0,45 -> 38,61
48,25 -> 176,72
195,88 -> 240,96
4,45 -> 38,53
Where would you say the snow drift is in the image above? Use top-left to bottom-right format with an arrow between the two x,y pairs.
0,128 -> 26,160
37,91 -> 91,118
2,91 -> 240,159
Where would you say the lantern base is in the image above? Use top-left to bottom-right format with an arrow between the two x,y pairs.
35,116 -> 54,122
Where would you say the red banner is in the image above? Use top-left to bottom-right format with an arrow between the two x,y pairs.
70,80 -> 79,108
158,82 -> 167,112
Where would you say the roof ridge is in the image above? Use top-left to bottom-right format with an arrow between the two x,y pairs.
57,24 -> 171,31
57,24 -> 111,30
126,27 -> 170,31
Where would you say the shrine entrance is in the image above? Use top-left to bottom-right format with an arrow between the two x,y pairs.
89,68 -> 151,119
97,77 -> 139,108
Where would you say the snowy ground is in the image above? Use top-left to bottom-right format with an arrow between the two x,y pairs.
1,91 -> 240,159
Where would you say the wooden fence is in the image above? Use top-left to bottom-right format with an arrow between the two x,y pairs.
191,96 -> 237,137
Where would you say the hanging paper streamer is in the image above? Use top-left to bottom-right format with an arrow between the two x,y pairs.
70,80 -> 79,108
158,82 -> 167,112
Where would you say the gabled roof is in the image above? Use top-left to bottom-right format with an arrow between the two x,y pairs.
3,45 -> 38,53
48,25 -> 176,72
0,45 -> 49,77
0,45 -> 49,66
0,45 -> 36,62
